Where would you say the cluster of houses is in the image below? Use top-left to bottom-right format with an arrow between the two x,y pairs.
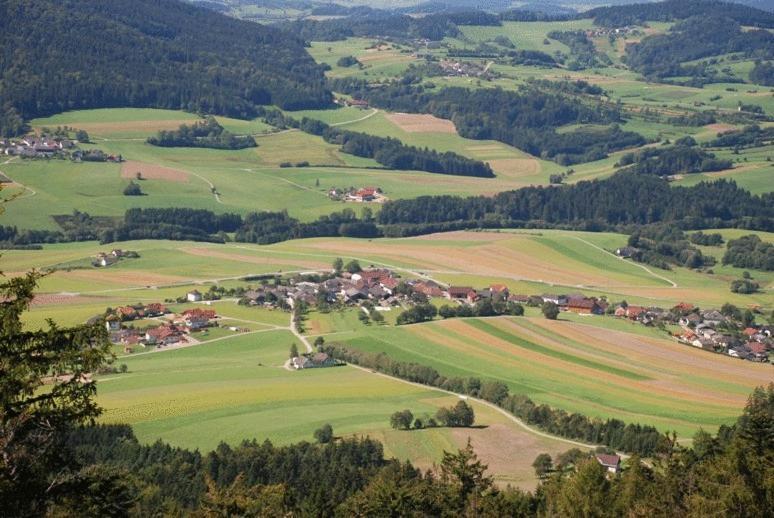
93,249 -> 139,267
445,286 -> 610,315
438,59 -> 492,78
672,304 -> 771,362
585,26 -> 636,39
100,303 -> 219,352
0,136 -> 122,162
328,186 -> 385,203
1,136 -> 74,158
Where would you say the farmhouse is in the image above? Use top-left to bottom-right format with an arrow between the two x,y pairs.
292,352 -> 341,369
145,325 -> 184,346
181,308 -> 217,330
412,280 -> 445,298
447,286 -> 477,304
566,297 -> 604,315
186,290 -> 203,302
595,454 -> 621,474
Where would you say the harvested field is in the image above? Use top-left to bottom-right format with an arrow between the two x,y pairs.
385,113 -> 457,134
488,158 -> 541,177
121,161 -> 189,182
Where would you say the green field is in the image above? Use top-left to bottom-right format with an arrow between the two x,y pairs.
95,328 -> 576,488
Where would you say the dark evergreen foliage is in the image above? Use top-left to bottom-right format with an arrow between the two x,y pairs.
617,145 -> 732,176
625,16 -> 774,83
588,0 -> 774,28
0,0 -> 332,136
377,175 -> 773,231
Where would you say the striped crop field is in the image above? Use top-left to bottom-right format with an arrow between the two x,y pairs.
335,316 -> 772,438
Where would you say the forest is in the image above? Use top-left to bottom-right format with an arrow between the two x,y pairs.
617,141 -> 733,176
722,234 -> 774,271
331,81 -> 645,165
377,175 -> 774,232
708,125 -> 774,149
587,0 -> 774,28
0,0 -> 332,137
147,117 -> 256,150
280,10 -> 502,43
624,15 -> 774,84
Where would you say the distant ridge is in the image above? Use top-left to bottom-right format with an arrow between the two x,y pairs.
0,0 -> 332,136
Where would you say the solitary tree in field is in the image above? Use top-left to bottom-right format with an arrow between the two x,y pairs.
390,410 -> 414,430
314,424 -> 334,444
289,343 -> 299,359
542,301 -> 560,320
532,453 -> 553,479
123,181 -> 143,196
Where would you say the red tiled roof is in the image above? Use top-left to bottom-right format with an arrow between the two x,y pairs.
182,308 -> 216,320
595,454 -> 620,468
743,327 -> 758,337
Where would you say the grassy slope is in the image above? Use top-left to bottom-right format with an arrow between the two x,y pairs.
96,328 -> 574,488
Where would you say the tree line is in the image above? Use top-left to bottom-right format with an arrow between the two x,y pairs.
321,343 -> 667,456
377,174 -> 774,232
617,140 -> 732,176
147,117 -> 256,150
0,0 -> 332,137
587,0 -> 774,29
390,400 -> 476,430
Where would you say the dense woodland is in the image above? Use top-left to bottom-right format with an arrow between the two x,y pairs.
624,16 -> 774,84
147,117 -> 255,150
617,141 -> 733,177
332,81 -> 645,165
723,234 -> 774,271
708,125 -> 774,149
587,0 -> 774,28
377,175 -> 774,232
0,0 -> 332,137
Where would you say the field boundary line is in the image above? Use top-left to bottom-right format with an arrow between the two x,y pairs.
570,236 -> 678,288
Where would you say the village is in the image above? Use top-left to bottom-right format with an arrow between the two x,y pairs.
98,261 -> 772,365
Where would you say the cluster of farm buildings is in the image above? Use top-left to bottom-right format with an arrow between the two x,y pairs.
0,136 -> 122,162
328,186 -> 385,203
97,303 -> 225,352
92,248 -> 139,267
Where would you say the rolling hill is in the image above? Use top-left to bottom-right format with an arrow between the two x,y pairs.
0,0 -> 332,137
